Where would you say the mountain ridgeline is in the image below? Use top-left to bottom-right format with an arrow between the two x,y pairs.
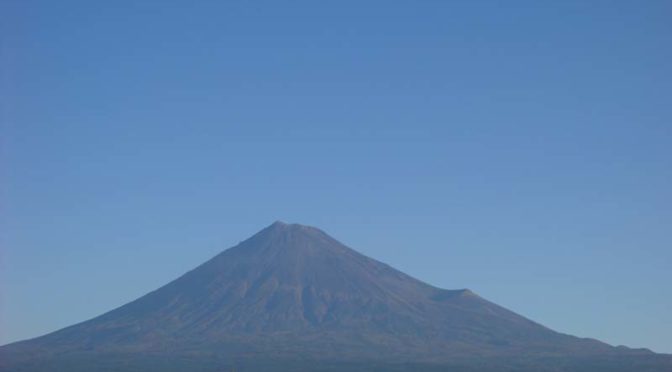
1,222 -> 669,372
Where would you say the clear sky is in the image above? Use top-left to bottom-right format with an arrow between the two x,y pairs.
1,0 -> 670,353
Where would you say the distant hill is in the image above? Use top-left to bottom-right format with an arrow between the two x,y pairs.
1,221 -> 669,371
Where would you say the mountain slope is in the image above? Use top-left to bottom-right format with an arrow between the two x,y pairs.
0,222 -> 664,371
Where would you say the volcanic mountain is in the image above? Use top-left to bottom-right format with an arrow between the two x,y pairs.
1,222 -> 669,372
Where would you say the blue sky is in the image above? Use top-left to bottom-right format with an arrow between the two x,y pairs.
2,0 -> 670,353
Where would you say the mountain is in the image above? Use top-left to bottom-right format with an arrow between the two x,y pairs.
1,221 -> 669,372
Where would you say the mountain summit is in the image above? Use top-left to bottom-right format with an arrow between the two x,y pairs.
1,222 -> 667,372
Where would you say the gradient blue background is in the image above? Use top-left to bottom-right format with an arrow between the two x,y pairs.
2,0 -> 670,353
